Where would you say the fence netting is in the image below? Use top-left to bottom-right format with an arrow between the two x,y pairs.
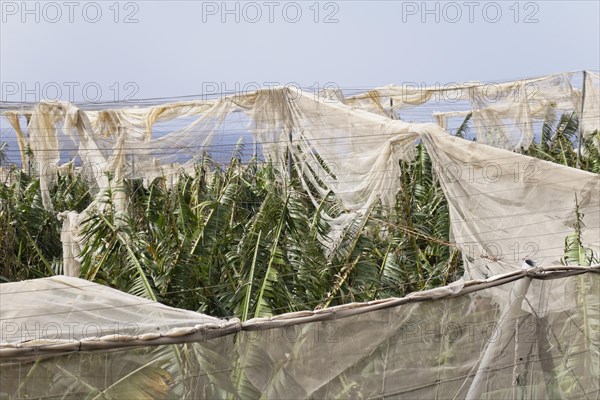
1,271 -> 598,399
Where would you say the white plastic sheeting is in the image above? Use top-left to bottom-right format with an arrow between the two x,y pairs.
582,71 -> 600,146
241,87 -> 420,211
4,88 -> 422,276
0,276 -> 239,359
238,270 -> 599,400
345,72 -> 597,151
1,72 -> 599,399
420,125 -> 599,314
1,269 -> 598,399
1,82 -> 598,283
470,74 -> 577,150
419,125 -> 600,271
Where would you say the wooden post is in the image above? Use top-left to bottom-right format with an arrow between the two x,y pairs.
576,70 -> 587,169
287,127 -> 292,181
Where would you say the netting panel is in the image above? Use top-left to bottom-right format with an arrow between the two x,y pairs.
2,273 -> 597,399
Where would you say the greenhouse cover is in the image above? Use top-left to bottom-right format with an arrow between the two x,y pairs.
0,267 -> 598,399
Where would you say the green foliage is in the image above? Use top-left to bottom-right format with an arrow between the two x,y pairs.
0,149 -> 460,318
523,110 -> 599,173
0,165 -> 95,278
554,199 -> 600,396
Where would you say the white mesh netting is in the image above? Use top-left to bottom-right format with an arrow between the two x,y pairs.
1,269 -> 598,399
1,71 -> 599,399
3,81 -> 598,279
344,71 -> 599,151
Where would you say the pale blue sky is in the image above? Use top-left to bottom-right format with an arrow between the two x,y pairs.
1,0 -> 599,103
